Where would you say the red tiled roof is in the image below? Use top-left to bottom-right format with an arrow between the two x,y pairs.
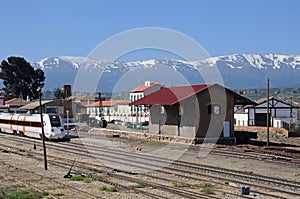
130,82 -> 160,93
131,84 -> 211,105
5,98 -> 30,105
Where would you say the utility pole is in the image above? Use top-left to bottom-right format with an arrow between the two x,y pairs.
266,79 -> 270,147
39,89 -> 48,170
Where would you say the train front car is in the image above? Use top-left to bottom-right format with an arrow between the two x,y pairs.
43,113 -> 66,140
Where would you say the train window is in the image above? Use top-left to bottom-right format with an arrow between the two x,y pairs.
0,119 -> 9,124
49,115 -> 61,127
31,122 -> 41,127
23,121 -> 31,126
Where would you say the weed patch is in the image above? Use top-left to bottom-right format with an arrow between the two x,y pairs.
99,186 -> 117,192
0,189 -> 49,199
26,152 -> 34,157
70,175 -> 92,183
201,187 -> 215,195
173,182 -> 187,187
133,182 -> 147,188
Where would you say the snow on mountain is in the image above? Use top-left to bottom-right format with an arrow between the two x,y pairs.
32,54 -> 300,91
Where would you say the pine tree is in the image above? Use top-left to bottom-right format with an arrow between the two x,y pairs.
0,56 -> 45,100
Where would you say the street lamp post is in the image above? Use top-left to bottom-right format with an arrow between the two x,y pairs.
266,79 -> 270,146
39,90 -> 48,170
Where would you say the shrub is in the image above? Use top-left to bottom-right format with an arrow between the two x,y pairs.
70,175 -> 92,183
27,153 -> 34,157
201,187 -> 215,195
133,182 -> 147,188
70,175 -> 85,181
6,189 -> 49,199
83,178 -> 92,183
99,186 -> 117,192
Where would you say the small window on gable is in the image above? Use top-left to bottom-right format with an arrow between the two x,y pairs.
208,104 -> 221,115
160,106 -> 165,115
179,105 -> 184,116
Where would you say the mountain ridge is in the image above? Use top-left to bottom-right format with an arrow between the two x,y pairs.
32,54 -> 300,91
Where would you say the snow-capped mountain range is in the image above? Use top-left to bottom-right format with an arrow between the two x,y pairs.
33,54 -> 300,91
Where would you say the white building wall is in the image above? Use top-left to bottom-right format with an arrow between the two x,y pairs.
234,113 -> 248,126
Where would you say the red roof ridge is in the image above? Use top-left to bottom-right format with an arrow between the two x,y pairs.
131,84 -> 212,105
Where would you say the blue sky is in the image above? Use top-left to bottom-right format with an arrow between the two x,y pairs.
1,0 -> 300,62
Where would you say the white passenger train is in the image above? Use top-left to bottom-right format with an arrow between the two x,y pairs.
0,113 -> 65,140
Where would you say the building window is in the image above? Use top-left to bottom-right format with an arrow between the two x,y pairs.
160,106 -> 165,115
179,105 -> 184,116
208,104 -> 221,115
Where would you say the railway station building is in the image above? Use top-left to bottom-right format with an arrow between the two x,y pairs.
131,84 -> 255,141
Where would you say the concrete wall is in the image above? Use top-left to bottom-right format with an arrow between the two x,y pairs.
195,85 -> 234,138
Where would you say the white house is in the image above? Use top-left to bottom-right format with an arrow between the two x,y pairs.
129,81 -> 161,117
86,100 -> 131,122
234,97 -> 299,128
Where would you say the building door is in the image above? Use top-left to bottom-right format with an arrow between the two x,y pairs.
255,113 -> 270,126
159,120 -> 163,134
178,121 -> 183,136
223,121 -> 230,137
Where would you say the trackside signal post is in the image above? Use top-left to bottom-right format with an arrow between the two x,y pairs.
39,90 -> 48,170
98,92 -> 107,128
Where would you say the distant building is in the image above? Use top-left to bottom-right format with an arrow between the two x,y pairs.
129,81 -> 161,120
20,99 -> 73,119
66,95 -> 96,120
235,97 -> 299,129
132,84 -> 254,140
86,100 -> 130,122
5,98 -> 30,113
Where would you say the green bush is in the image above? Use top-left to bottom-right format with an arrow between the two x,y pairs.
99,186 -> 117,192
83,178 -> 92,183
26,153 -> 34,157
133,182 -> 147,188
70,175 -> 85,181
201,187 -> 214,195
70,175 -> 92,183
4,189 -> 49,199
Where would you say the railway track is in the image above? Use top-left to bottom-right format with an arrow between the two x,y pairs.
2,134 -> 224,199
0,140 -> 222,199
0,133 -> 300,198
188,145 -> 300,167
